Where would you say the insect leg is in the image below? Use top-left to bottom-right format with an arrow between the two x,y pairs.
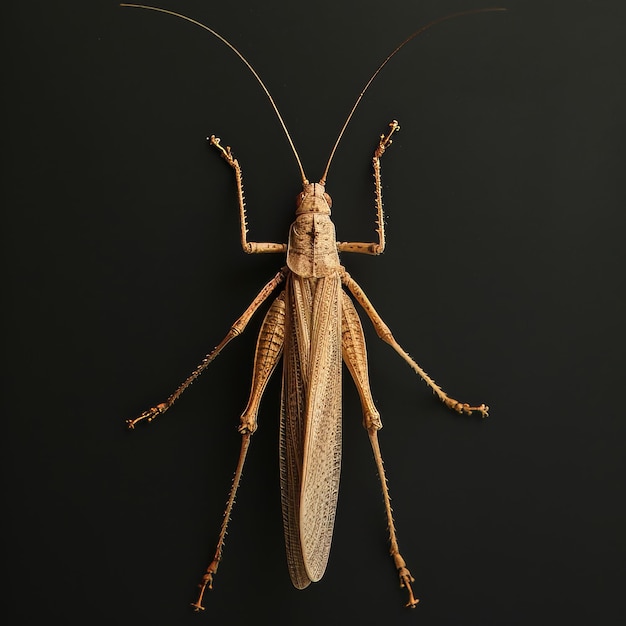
209,135 -> 288,254
238,291 -> 286,434
191,432 -> 251,612
126,268 -> 287,428
368,429 -> 419,608
341,290 -> 418,608
192,291 -> 286,611
337,120 -> 400,255
341,291 -> 381,431
341,269 -> 488,417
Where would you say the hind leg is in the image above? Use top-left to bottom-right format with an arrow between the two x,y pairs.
341,291 -> 418,608
192,292 -> 286,610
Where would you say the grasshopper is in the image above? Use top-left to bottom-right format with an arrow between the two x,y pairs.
121,3 -> 501,610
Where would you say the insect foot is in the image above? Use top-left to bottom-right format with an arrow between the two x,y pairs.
208,135 -> 235,165
398,566 -> 419,608
126,402 -> 168,429
444,399 -> 489,418
393,552 -> 419,608
375,120 -> 400,158
190,563 -> 218,612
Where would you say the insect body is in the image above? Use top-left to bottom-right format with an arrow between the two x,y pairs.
122,3 -> 500,611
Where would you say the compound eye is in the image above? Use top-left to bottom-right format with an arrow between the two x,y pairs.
323,193 -> 332,208
296,191 -> 306,206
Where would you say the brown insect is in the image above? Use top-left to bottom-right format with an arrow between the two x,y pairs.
121,3 -> 502,610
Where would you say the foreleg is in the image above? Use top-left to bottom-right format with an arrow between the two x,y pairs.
337,120 -> 400,255
210,135 -> 287,254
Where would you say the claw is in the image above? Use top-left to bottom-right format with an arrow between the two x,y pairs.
190,599 -> 206,612
388,119 -> 400,135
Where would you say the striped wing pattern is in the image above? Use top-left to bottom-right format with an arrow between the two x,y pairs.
279,273 -> 343,588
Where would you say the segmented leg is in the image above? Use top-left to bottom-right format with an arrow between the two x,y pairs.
209,135 -> 287,254
341,290 -> 417,607
341,291 -> 381,431
191,432 -> 251,611
238,291 -> 286,434
126,268 -> 287,429
192,291 -> 286,610
341,269 -> 488,417
337,120 -> 400,255
368,428 -> 419,608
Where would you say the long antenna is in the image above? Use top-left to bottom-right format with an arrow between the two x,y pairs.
120,4 -> 309,184
318,7 -> 506,185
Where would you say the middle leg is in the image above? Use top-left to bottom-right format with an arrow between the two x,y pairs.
342,270 -> 489,417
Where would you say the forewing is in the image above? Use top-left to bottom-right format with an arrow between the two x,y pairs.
299,274 -> 343,582
279,274 -> 343,587
280,274 -> 313,589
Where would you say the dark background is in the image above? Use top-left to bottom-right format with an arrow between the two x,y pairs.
4,1 -> 625,624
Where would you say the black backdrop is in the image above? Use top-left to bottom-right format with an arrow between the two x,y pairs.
4,1 -> 625,625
